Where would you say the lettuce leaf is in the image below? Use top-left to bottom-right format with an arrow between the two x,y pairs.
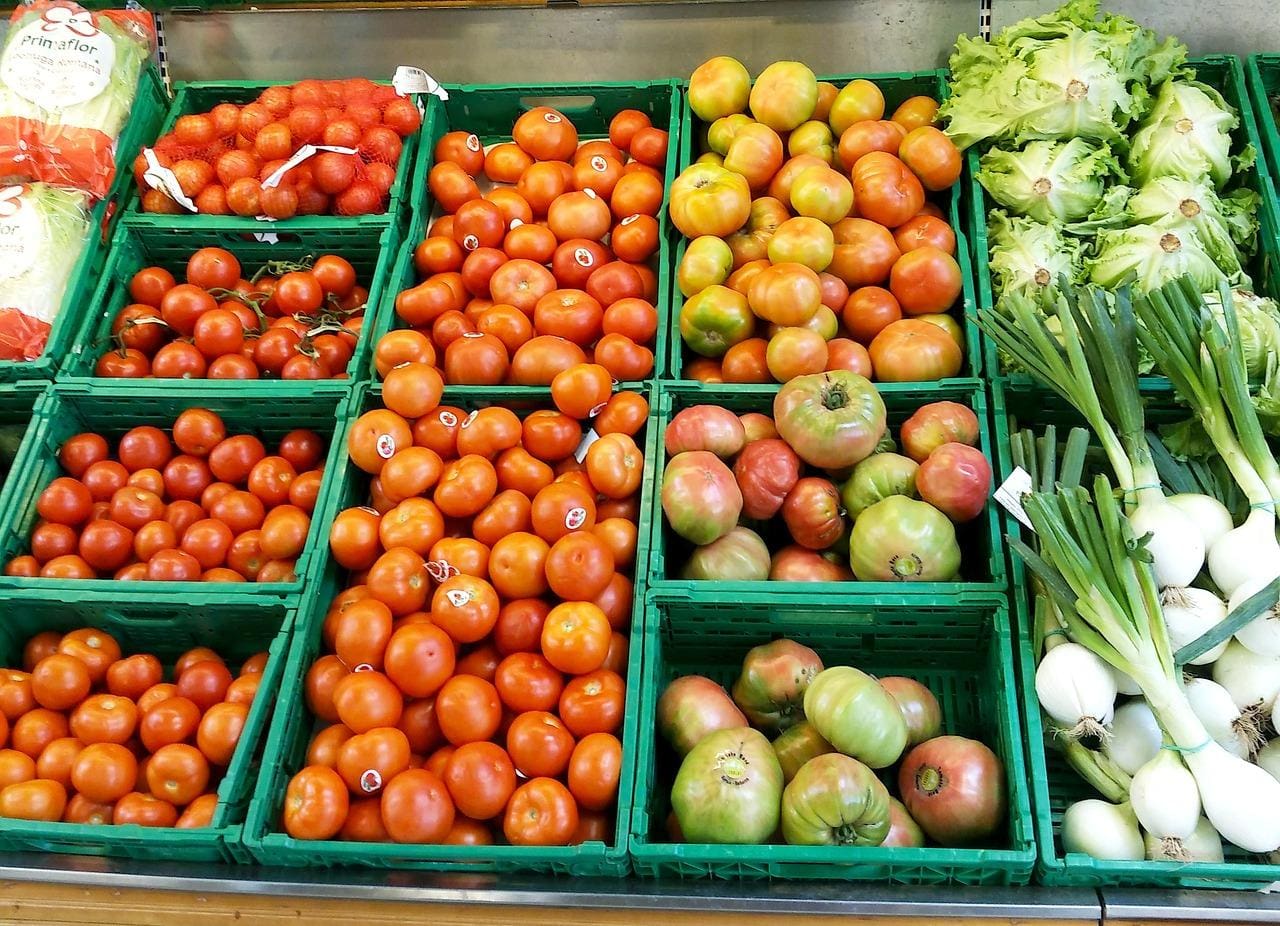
977,138 -> 1125,222
1087,222 -> 1229,293
1128,80 -> 1239,188
987,209 -> 1084,301
941,0 -> 1187,150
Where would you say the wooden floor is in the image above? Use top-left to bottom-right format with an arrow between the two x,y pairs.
0,880 -> 1109,926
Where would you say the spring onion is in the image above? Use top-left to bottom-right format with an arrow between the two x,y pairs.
1013,477 -> 1280,852
1061,799 -> 1144,860
1103,700 -> 1162,774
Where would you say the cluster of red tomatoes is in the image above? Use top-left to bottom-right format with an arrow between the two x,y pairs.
0,628 -> 264,828
4,409 -> 328,583
281,383 -> 648,846
138,79 -> 422,218
673,59 -> 968,384
383,105 -> 669,386
97,247 -> 366,381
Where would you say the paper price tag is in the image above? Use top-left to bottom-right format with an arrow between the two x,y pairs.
141,148 -> 197,212
262,145 -> 357,190
995,466 -> 1035,532
573,428 -> 601,464
253,232 -> 280,244
393,65 -> 448,100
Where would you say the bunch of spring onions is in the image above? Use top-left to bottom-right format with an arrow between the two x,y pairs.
982,278 -> 1280,861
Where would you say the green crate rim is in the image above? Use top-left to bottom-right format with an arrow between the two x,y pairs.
665,68 -> 984,384
121,77 -> 422,233
240,380 -> 660,874
969,55 -> 1280,394
647,381 -> 1007,594
57,216 -> 401,384
0,380 -> 349,602
0,63 -> 169,384
628,588 -> 1036,882
0,597 -> 292,863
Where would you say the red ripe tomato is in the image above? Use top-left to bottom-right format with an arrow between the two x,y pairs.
852,152 -> 925,229
889,247 -> 963,316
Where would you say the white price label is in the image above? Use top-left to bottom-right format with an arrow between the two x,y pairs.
393,65 -> 448,100
253,232 -> 280,244
994,466 -> 1035,532
262,145 -> 357,190
574,428 -> 601,464
141,149 -> 197,213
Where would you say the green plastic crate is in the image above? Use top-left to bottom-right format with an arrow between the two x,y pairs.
242,381 -> 658,874
649,382 -> 1005,595
629,590 -> 1034,882
0,381 -> 347,602
121,79 -> 422,235
969,55 -> 1280,390
0,593 -> 291,863
0,64 -> 168,384
666,69 -> 984,384
368,81 -> 679,382
991,382 -> 1280,887
59,218 -> 398,384
0,381 -> 48,502
1247,54 -> 1280,214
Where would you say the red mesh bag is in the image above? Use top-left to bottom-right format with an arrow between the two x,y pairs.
0,0 -> 156,199
138,77 -> 422,219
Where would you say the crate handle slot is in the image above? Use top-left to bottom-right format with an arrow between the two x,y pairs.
519,95 -> 597,115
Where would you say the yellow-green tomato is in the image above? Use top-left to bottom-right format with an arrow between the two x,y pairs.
678,236 -> 734,297
803,665 -> 908,768
772,722 -> 835,783
671,727 -> 783,844
791,166 -> 854,225
828,79 -> 886,135
781,753 -> 892,846
707,113 -> 754,155
788,121 -> 835,163
680,284 -> 755,357
688,56 -> 751,122
767,217 -> 834,273
749,61 -> 819,132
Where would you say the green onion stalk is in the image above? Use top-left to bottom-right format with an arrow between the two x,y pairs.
1132,278 -> 1280,598
980,284 -> 1211,588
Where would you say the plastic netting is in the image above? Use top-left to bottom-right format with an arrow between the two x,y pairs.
0,0 -> 155,200
138,78 -> 422,219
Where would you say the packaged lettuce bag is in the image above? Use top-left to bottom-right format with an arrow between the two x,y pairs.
0,0 -> 155,198
0,182 -> 91,360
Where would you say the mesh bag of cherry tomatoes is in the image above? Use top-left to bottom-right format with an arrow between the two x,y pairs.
384,104 -> 671,386
2,406 -> 331,585
136,79 -> 423,219
0,618 -> 281,852
89,243 -> 370,381
262,381 -> 652,855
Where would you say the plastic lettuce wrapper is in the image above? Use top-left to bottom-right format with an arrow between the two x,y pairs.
940,0 -> 1187,150
1086,222 -> 1229,293
0,1 -> 155,198
0,183 -> 92,361
977,138 -> 1125,222
987,209 -> 1084,302
1128,80 -> 1243,189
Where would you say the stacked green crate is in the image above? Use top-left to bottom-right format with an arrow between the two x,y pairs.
0,64 -> 168,384
993,382 -> 1280,888
629,590 -> 1034,882
968,55 -> 1280,389
371,81 -> 680,384
59,219 -> 398,385
666,69 -> 983,384
243,382 -> 659,874
0,593 -> 292,863
648,383 -> 1006,594
0,382 -> 346,606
